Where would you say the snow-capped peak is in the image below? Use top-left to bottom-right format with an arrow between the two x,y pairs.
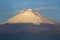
4,9 -> 56,25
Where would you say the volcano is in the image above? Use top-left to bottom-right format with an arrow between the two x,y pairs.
4,9 -> 56,25
0,9 -> 60,40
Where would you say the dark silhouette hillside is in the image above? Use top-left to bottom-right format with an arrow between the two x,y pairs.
0,23 -> 60,40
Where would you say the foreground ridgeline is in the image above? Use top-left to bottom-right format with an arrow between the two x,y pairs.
0,23 -> 60,40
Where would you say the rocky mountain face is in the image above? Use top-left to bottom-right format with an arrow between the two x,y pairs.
0,9 -> 60,40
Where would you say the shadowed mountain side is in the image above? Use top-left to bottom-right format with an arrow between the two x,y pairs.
0,23 -> 60,33
0,23 -> 60,40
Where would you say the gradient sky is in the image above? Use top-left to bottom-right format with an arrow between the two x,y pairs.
0,0 -> 60,23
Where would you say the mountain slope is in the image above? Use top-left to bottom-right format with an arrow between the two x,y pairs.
4,9 -> 56,25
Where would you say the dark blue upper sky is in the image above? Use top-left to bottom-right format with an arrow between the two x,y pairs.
0,0 -> 60,23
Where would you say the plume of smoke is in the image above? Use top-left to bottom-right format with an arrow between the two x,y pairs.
34,7 -> 60,10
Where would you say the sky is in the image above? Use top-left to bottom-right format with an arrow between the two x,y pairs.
0,0 -> 60,24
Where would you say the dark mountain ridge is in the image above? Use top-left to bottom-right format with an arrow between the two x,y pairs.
0,23 -> 60,40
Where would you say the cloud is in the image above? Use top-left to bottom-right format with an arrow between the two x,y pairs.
10,2 -> 32,8
20,2 -> 32,5
34,7 -> 60,10
36,2 -> 57,7
37,2 -> 45,5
